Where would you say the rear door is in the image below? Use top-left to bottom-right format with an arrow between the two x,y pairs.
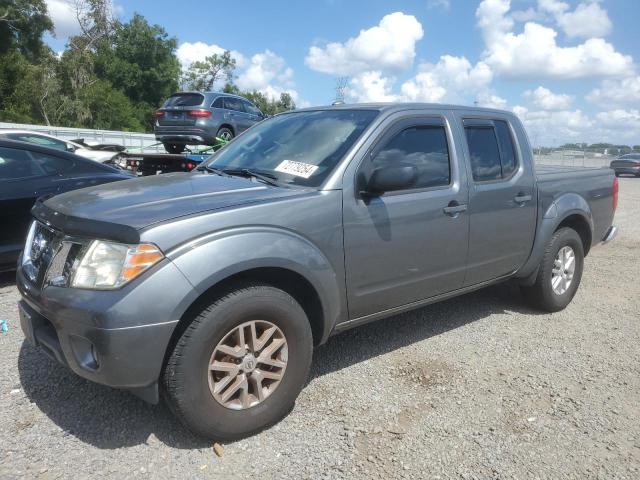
224,97 -> 252,133
456,114 -> 536,286
158,93 -> 205,126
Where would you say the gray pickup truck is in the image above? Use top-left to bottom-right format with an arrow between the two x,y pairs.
17,104 -> 618,440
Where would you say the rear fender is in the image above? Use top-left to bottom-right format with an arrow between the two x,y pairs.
516,193 -> 593,280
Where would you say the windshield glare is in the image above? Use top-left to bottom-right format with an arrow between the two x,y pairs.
201,109 -> 379,187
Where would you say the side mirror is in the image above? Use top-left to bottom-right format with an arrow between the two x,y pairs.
364,164 -> 418,195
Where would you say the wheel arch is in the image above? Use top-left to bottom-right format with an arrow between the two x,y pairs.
516,193 -> 594,282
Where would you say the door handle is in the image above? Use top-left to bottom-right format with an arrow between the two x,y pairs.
443,202 -> 468,216
514,193 -> 532,204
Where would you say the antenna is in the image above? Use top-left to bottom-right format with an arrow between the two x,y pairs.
334,77 -> 349,104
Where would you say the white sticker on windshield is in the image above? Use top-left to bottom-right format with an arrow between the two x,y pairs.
275,160 -> 319,179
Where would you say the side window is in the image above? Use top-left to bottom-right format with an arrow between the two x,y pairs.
371,126 -> 451,189
7,133 -> 67,151
224,97 -> 245,112
30,152 -> 74,175
0,147 -> 45,180
464,127 -> 501,182
244,101 -> 262,116
494,120 -> 517,177
211,97 -> 224,109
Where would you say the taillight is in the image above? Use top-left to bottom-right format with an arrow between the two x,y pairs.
613,176 -> 619,211
187,109 -> 212,118
187,162 -> 196,170
152,110 -> 165,118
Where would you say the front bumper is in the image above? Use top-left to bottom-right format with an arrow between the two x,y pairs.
16,259 -> 198,403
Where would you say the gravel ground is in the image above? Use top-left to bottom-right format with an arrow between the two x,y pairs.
1,178 -> 639,479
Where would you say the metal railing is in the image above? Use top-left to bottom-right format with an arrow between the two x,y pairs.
533,150 -> 614,168
0,122 -> 165,153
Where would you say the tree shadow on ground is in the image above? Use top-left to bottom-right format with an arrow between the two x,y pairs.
18,282 -> 542,449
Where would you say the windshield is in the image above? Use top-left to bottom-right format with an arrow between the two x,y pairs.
200,109 -> 379,187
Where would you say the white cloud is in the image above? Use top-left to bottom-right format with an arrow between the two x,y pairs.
538,0 -> 612,39
524,86 -> 574,110
347,55 -> 500,108
45,0 -> 123,40
400,56 -> 494,104
476,0 -> 633,79
236,50 -> 300,102
46,0 -> 82,38
513,106 -> 594,143
177,42 -> 299,102
348,71 -> 399,103
587,77 -> 640,107
305,12 -> 423,75
176,42 -> 246,69
596,109 -> 640,130
427,0 -> 450,10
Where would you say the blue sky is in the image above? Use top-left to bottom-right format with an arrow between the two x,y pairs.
45,0 -> 640,145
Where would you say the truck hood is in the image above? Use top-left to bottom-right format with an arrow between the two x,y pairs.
42,172 -> 307,232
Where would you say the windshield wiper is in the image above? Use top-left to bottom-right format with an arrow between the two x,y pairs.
222,168 -> 281,187
196,165 -> 230,176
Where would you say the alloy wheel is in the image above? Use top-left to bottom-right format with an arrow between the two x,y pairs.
208,320 -> 288,410
551,246 -> 576,295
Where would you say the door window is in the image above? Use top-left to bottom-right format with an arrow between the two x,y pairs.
0,147 -> 46,180
31,152 -> 74,175
5,133 -> 68,151
370,126 -> 451,189
465,120 -> 519,182
494,120 -> 517,177
211,97 -> 224,109
243,101 -> 262,116
224,97 -> 245,112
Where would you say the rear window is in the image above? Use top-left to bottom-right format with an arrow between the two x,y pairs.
163,93 -> 204,107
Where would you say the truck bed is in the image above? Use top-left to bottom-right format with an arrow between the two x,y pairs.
534,164 -> 616,247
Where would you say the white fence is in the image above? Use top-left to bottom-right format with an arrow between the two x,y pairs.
0,122 -> 164,153
533,150 -> 614,168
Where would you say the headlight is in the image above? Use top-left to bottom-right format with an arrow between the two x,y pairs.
71,241 -> 164,289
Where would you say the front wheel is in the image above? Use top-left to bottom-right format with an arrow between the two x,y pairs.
521,227 -> 584,312
163,283 -> 313,440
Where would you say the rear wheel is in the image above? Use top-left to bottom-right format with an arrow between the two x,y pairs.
164,143 -> 185,154
216,127 -> 234,142
163,283 -> 313,440
521,227 -> 584,312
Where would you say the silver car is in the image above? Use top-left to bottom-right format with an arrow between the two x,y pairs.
153,92 -> 265,153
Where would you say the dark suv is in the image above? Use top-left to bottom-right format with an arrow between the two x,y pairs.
154,92 -> 265,153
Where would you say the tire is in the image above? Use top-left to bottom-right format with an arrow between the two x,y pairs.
216,127 -> 234,142
164,143 -> 185,154
521,227 -> 584,312
163,283 -> 313,440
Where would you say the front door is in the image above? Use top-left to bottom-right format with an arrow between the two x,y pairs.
343,116 -> 470,319
458,115 -> 537,286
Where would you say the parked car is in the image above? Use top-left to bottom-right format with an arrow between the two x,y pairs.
0,139 -> 133,271
153,92 -> 265,154
17,104 -> 618,440
0,130 -> 124,164
610,153 -> 640,177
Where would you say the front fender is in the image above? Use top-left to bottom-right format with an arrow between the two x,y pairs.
516,193 -> 593,280
166,226 -> 342,344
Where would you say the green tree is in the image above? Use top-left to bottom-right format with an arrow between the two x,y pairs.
240,91 -> 296,116
183,50 -> 236,91
95,14 -> 180,129
0,0 -> 52,60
